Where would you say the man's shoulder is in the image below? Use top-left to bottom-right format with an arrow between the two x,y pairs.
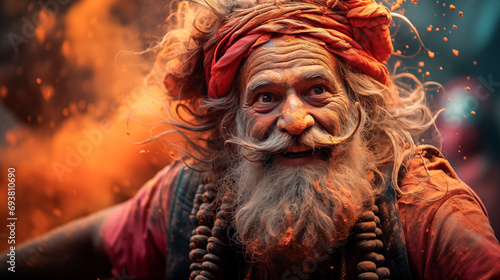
147,160 -> 201,190
151,160 -> 184,184
135,161 -> 198,206
150,161 -> 206,207
397,145 -> 486,212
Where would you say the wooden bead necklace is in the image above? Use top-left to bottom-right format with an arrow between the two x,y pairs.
188,178 -> 390,280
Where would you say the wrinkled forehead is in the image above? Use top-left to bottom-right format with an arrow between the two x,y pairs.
239,35 -> 343,87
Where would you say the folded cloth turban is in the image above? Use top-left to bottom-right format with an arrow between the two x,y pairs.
169,0 -> 394,98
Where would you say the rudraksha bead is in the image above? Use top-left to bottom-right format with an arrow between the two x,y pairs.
201,261 -> 220,273
196,226 -> 212,236
356,240 -> 378,253
190,270 -> 201,280
216,210 -> 231,220
197,206 -> 214,226
357,271 -> 378,280
203,191 -> 217,203
362,252 -> 385,266
200,270 -> 216,280
204,183 -> 216,192
190,184 -> 206,226
189,248 -> 207,262
206,237 -> 225,256
357,261 -> 376,273
373,239 -> 383,251
190,234 -> 209,249
358,211 -> 375,222
353,221 -> 377,233
376,267 -> 390,279
203,253 -> 223,266
354,232 -> 377,241
211,226 -> 227,241
190,263 -> 202,270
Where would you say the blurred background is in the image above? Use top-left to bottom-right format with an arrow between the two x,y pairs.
0,0 -> 499,255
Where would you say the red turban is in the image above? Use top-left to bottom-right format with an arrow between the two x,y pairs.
193,0 -> 393,98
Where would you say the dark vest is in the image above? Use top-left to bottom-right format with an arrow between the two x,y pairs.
165,167 -> 414,279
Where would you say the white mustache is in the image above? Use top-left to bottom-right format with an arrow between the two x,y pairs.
227,102 -> 361,159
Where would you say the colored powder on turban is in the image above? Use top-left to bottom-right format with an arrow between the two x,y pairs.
202,0 -> 393,98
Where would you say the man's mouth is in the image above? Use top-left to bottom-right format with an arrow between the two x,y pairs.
273,144 -> 319,165
282,144 -> 315,158
271,144 -> 333,166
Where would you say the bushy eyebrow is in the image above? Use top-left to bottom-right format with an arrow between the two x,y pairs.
302,70 -> 337,84
246,80 -> 272,94
299,72 -> 343,95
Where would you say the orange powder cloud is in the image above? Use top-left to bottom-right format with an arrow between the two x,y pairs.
0,0 -> 177,252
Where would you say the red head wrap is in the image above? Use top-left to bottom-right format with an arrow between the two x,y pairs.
177,0 -> 393,98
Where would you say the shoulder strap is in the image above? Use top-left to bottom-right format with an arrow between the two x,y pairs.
165,166 -> 204,280
378,165 -> 414,280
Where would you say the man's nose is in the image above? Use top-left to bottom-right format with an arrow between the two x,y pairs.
277,94 -> 314,135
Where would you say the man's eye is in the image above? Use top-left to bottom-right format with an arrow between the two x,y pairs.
258,93 -> 275,103
312,86 -> 325,95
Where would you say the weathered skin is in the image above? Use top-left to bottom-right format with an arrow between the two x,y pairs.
239,36 -> 352,165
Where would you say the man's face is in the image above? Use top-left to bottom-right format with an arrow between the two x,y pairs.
239,36 -> 352,166
229,36 -> 374,263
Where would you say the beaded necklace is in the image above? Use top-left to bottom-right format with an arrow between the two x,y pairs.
188,177 -> 390,280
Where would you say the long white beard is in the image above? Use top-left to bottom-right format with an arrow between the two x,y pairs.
225,134 -> 376,263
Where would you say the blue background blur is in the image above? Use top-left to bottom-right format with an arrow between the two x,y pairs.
395,0 -> 500,236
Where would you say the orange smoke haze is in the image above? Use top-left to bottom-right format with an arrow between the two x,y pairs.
0,0 -> 181,252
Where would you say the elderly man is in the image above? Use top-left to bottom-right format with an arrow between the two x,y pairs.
2,0 -> 500,279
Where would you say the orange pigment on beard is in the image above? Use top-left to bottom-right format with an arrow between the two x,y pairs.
280,227 -> 295,246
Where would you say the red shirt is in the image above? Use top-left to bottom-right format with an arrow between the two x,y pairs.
102,148 -> 500,279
